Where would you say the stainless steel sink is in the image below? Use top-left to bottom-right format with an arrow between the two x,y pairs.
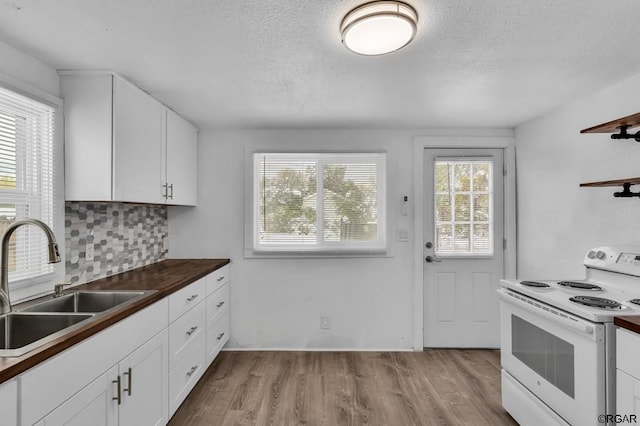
0,312 -> 94,357
0,289 -> 156,357
22,291 -> 149,313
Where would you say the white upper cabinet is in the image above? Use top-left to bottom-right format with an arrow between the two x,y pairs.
164,109 -> 198,206
112,76 -> 164,204
61,71 -> 198,206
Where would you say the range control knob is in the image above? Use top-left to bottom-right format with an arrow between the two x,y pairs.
587,250 -> 596,259
596,251 -> 606,260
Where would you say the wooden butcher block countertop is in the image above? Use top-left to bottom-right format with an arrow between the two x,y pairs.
0,258 -> 230,384
615,316 -> 640,335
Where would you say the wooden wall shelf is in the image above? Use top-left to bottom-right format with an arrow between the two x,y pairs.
579,114 -> 640,197
580,178 -> 640,198
581,112 -> 640,134
580,177 -> 640,188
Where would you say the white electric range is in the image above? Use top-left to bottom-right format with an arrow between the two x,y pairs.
499,246 -> 640,426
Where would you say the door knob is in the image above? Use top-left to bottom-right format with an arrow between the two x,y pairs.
425,255 -> 442,263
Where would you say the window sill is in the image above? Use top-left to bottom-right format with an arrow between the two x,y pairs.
244,248 -> 391,259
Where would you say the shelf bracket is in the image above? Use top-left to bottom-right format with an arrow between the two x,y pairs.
613,183 -> 640,198
611,125 -> 640,142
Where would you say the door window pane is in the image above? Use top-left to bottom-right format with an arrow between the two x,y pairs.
434,159 -> 493,256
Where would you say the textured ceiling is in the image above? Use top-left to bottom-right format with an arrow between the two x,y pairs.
0,0 -> 639,129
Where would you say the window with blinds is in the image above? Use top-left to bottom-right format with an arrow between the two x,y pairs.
434,158 -> 493,256
253,153 -> 386,252
0,86 -> 55,283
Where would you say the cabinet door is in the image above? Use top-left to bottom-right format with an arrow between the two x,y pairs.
165,108 -> 198,206
119,329 -> 169,426
0,379 -> 17,426
113,76 -> 164,203
41,366 -> 118,426
617,370 -> 640,417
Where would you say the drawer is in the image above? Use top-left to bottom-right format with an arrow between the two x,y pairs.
618,327 -> 640,378
207,264 -> 230,295
169,277 -> 206,322
206,312 -> 229,364
206,283 -> 229,322
169,331 -> 206,416
169,301 -> 206,370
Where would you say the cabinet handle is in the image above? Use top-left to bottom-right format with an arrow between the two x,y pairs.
112,376 -> 121,405
186,326 -> 198,336
217,332 -> 225,340
216,276 -> 225,282
123,367 -> 132,396
216,301 -> 225,308
162,183 -> 168,199
186,365 -> 198,377
186,294 -> 199,302
168,183 -> 174,200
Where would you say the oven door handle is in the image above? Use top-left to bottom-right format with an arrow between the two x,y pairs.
498,288 -> 595,336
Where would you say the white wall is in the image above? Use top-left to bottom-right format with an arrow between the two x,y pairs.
169,129 -> 414,350
516,72 -> 640,279
169,128 -> 512,350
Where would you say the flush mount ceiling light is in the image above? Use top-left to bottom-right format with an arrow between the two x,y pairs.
340,1 -> 418,56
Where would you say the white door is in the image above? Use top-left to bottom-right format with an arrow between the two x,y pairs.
423,148 -> 504,347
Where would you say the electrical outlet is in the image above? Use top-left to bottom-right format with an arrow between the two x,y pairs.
85,243 -> 94,262
320,316 -> 331,329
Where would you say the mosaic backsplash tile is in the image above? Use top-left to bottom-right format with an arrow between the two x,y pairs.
65,202 -> 168,284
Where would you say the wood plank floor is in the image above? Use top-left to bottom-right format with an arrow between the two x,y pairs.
169,350 -> 517,426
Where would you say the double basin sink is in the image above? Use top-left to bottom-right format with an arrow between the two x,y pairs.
0,290 -> 155,357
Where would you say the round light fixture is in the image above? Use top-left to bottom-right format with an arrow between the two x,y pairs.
340,1 -> 418,56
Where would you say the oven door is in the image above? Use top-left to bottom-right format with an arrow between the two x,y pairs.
499,288 -> 606,426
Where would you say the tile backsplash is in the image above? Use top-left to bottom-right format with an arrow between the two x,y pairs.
65,202 -> 168,284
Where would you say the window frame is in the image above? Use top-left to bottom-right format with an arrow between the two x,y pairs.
247,151 -> 388,257
0,77 -> 64,302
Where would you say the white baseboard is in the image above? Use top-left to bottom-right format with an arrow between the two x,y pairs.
221,347 -> 413,352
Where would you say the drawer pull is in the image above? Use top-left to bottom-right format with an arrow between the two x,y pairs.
186,294 -> 199,302
186,326 -> 199,336
217,276 -> 225,282
112,376 -> 121,405
186,365 -> 199,377
217,332 -> 225,340
216,301 -> 225,308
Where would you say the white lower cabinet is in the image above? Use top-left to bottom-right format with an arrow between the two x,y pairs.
617,370 -> 640,417
9,265 -> 231,426
617,328 -> 640,417
35,367 -> 118,426
0,379 -> 18,426
167,280 -> 207,416
36,329 -> 168,426
117,330 -> 169,426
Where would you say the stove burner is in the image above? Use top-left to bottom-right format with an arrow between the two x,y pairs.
569,296 -> 621,310
520,281 -> 550,288
630,299 -> 640,306
557,281 -> 603,291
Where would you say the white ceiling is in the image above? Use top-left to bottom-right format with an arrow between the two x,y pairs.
1,0 -> 639,130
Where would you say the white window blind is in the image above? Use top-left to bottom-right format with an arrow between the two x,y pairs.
253,153 -> 386,252
434,158 -> 493,256
0,86 -> 55,283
